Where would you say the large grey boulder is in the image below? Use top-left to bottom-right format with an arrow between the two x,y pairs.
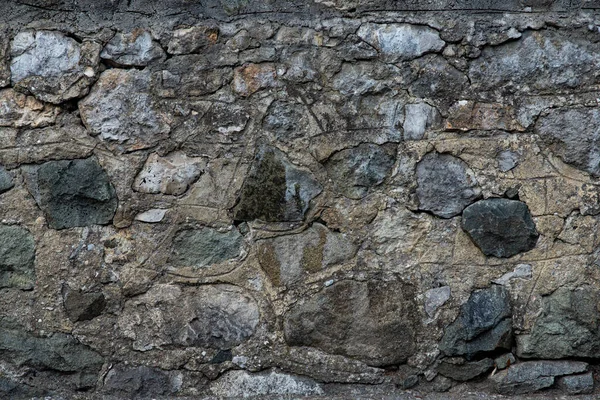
0,225 -> 35,290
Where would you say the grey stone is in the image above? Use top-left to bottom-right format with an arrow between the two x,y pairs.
357,23 -> 445,62
497,150 -> 519,172
535,107 -> 600,177
133,152 -> 204,195
437,358 -> 494,381
558,372 -> 594,395
416,152 -> 481,218
284,279 -> 417,367
408,55 -> 468,102
491,360 -> 589,395
210,370 -> 323,398
10,30 -> 100,104
167,26 -> 219,55
462,198 -> 539,258
403,102 -> 441,140
494,353 -> 516,370
0,225 -> 35,290
62,286 -> 106,322
233,146 -> 322,222
440,285 -> 512,359
492,264 -> 532,285
23,158 -> 118,229
324,143 -> 396,199
79,69 -> 170,152
103,364 -> 178,397
0,88 -> 59,128
424,286 -> 451,318
0,322 -> 104,389
517,287 -> 600,359
0,377 -> 46,398
0,166 -> 13,194
101,29 -> 165,66
170,227 -> 243,268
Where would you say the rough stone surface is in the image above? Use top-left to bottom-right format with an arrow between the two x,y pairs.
0,225 -> 35,290
0,88 -> 59,128
23,158 -> 118,229
62,286 -> 106,322
437,358 -> 494,381
403,102 -> 441,140
462,199 -> 539,258
424,286 -> 451,318
210,370 -> 323,398
557,372 -> 594,395
0,166 -> 13,194
416,152 -> 481,218
133,152 -> 204,195
101,29 -> 165,66
10,30 -> 100,104
170,227 -> 243,268
103,364 -> 179,397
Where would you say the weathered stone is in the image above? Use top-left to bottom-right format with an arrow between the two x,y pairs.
424,286 -> 451,318
497,150 -> 519,172
10,30 -> 100,104
408,55 -> 468,101
440,285 -> 512,358
257,223 -> 356,286
103,364 -> 179,397
134,209 -> 167,223
0,166 -> 13,194
536,107 -> 600,177
0,31 -> 9,88
557,372 -> 594,395
133,152 -> 204,195
79,69 -> 171,151
416,152 -> 481,218
101,29 -> 165,66
492,264 -> 532,286
0,322 -> 104,389
403,102 -> 441,140
462,199 -> 539,258
357,23 -> 445,62
167,26 -> 219,54
62,286 -> 106,322
495,353 -> 516,370
445,101 -> 523,132
491,361 -> 589,395
23,158 -> 118,229
0,89 -> 59,128
284,279 -> 417,367
170,227 -> 243,268
517,287 -> 600,359
324,143 -> 396,199
210,370 -> 323,398
437,358 -> 494,381
118,284 -> 259,351
0,377 -> 46,398
232,63 -> 278,96
233,146 -> 322,222
163,56 -> 232,97
0,225 -> 35,290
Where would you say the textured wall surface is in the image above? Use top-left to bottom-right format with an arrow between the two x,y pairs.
2,0 -> 600,398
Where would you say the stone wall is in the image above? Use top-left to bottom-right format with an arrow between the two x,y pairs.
1,0 -> 600,398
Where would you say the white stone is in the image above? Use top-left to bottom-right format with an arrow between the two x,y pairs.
133,152 -> 204,196
403,102 -> 441,140
492,264 -> 533,285
134,209 -> 167,223
210,370 -> 323,398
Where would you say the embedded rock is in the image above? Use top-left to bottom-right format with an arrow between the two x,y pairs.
167,26 -> 219,55
437,358 -> 494,382
23,158 -> 118,229
558,372 -> 594,395
101,29 -> 165,66
103,365 -> 178,397
324,143 -> 396,199
424,286 -> 451,318
462,198 -> 539,258
233,63 -> 278,96
440,285 -> 512,358
170,227 -> 243,268
10,30 -> 100,104
0,166 -> 13,194
416,152 -> 481,218
62,286 -> 106,322
79,69 -> 170,151
403,102 -> 441,140
133,152 -> 204,195
284,279 -> 417,367
0,225 -> 35,290
233,146 -> 322,222
0,89 -> 59,128
210,370 -> 323,398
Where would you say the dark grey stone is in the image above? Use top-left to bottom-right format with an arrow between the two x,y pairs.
461,198 -> 539,258
284,279 -> 417,367
62,286 -> 106,322
494,353 -> 516,370
440,285 -> 512,359
416,152 -> 481,218
437,358 -> 494,381
324,143 -> 396,199
23,158 -> 118,229
170,227 -> 243,268
0,377 -> 46,398
0,166 -> 13,194
103,364 -> 176,397
0,225 -> 35,290
491,360 -> 589,395
233,146 -> 322,222
558,372 -> 594,395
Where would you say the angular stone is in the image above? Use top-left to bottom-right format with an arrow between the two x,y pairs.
0,225 -> 35,290
0,31 -> 9,88
0,322 -> 104,389
23,158 -> 118,229
535,107 -> 600,177
257,223 -> 356,286
0,377 -> 46,398
103,365 -> 178,397
232,63 -> 278,96
0,89 -> 59,128
517,287 -> 600,359
440,285 -> 512,358
495,353 -> 516,370
0,166 -> 13,194
167,26 -> 219,54
284,279 -> 417,367
357,23 -> 445,62
491,360 -> 589,395
461,199 -> 539,258
233,146 -> 322,222
62,286 -> 106,322
324,143 -> 396,199
445,101 -> 523,132
497,150 -> 519,172
101,29 -> 165,66
210,370 -> 323,398
403,102 -> 441,140
424,286 -> 451,318
416,152 -> 481,218
408,56 -> 468,101
437,358 -> 494,381
79,69 -> 171,151
492,264 -> 532,286
10,30 -> 100,104
133,152 -> 204,195
558,372 -> 594,395
170,227 -> 243,268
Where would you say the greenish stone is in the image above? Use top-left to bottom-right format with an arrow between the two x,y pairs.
0,166 -> 13,194
0,225 -> 35,290
171,227 -> 243,268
